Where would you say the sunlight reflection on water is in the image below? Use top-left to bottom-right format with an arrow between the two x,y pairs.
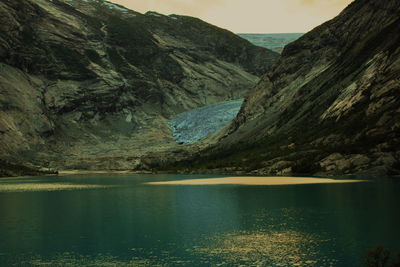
14,230 -> 338,266
1,175 -> 399,266
195,230 -> 337,266
0,182 -> 114,192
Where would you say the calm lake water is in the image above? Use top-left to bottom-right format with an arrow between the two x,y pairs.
0,174 -> 399,266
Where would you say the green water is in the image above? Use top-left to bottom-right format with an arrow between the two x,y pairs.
0,174 -> 399,266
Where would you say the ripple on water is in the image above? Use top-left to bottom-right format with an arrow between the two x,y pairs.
11,230 -> 338,266
193,230 -> 338,266
16,252 -> 189,267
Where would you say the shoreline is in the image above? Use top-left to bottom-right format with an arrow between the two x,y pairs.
145,176 -> 367,186
1,172 -> 371,185
0,170 -> 154,179
58,170 -> 154,175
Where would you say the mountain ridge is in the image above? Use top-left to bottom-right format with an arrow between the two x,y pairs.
0,0 -> 279,175
171,0 -> 400,177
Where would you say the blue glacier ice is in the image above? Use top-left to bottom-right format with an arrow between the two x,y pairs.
169,99 -> 244,143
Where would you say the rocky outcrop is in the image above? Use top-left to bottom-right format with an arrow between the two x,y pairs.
0,159 -> 57,177
183,0 -> 400,176
0,0 -> 279,173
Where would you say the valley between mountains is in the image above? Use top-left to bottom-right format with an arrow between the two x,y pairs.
0,0 -> 399,177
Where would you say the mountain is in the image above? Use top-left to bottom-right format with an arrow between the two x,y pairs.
0,0 -> 279,174
178,0 -> 400,177
238,33 -> 303,53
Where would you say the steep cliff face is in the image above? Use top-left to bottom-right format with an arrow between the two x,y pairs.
0,0 -> 278,171
189,0 -> 400,176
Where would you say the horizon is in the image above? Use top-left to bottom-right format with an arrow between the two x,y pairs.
236,32 -> 304,34
109,0 -> 353,33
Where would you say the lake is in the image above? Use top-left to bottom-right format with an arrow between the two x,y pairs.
0,174 -> 399,266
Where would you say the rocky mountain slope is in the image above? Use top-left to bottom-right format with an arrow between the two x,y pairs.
178,0 -> 400,177
0,0 -> 278,173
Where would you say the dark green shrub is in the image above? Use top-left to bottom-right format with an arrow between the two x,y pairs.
366,247 -> 400,267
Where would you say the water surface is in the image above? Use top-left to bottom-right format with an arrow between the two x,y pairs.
0,174 -> 399,266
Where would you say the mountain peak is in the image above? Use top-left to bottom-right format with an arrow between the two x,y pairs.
188,0 -> 400,176
0,0 -> 279,173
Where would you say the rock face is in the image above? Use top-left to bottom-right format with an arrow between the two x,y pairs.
186,0 -> 400,176
0,0 -> 278,171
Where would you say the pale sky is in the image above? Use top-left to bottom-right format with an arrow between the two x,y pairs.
109,0 -> 354,33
